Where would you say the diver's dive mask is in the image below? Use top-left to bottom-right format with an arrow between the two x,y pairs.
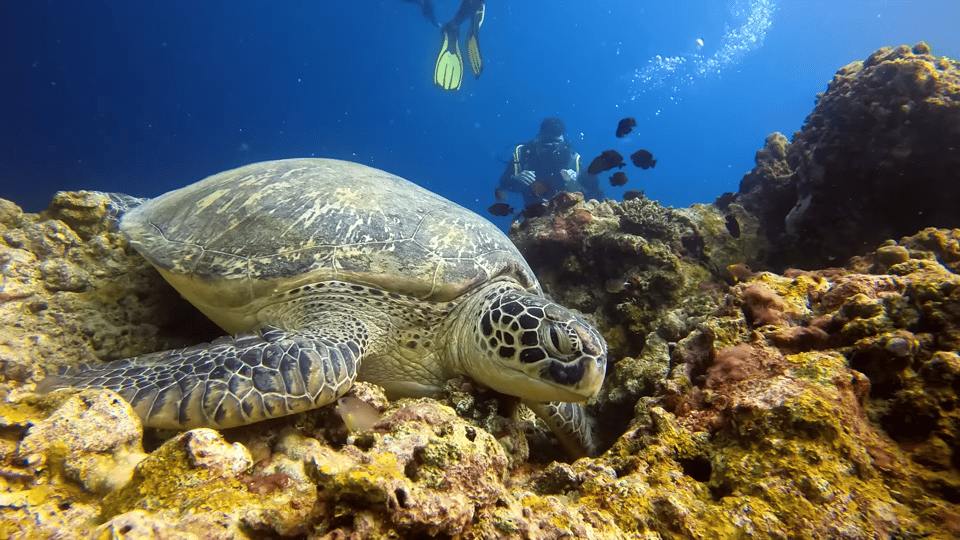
536,135 -> 565,156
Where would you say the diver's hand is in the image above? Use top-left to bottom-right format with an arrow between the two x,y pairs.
560,169 -> 577,182
516,170 -> 536,186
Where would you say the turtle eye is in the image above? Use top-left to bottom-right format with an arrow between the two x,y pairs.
544,324 -> 573,356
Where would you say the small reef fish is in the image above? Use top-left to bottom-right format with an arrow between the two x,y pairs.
604,278 -> 629,294
604,275 -> 643,295
487,202 -> 515,216
529,180 -> 550,198
494,188 -> 507,201
623,189 -> 645,201
616,117 -> 637,138
727,264 -> 754,283
725,214 -> 741,238
588,150 -> 626,175
609,171 -> 628,186
631,149 -> 657,170
336,396 -> 382,432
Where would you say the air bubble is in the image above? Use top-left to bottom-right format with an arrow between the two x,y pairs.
629,0 -> 776,101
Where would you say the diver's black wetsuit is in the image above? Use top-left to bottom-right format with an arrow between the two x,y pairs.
445,0 -> 483,27
404,0 -> 481,27
498,139 -> 606,207
402,0 -> 438,26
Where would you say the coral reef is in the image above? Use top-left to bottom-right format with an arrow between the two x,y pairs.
4,194 -> 958,538
3,43 -> 960,539
736,42 -> 960,270
0,191 -> 220,388
512,194 -> 960,537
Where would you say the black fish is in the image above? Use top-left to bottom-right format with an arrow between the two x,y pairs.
623,189 -> 645,201
631,149 -> 657,169
725,214 -> 741,238
609,171 -> 628,186
522,203 -> 547,219
587,150 -> 626,175
487,202 -> 514,217
616,117 -> 637,138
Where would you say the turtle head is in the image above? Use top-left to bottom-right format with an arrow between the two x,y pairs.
466,289 -> 607,403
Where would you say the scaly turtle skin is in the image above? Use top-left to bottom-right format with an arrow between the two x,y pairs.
41,158 -> 607,457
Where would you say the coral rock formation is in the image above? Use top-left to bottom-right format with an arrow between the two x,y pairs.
508,186 -> 960,537
736,42 -> 960,270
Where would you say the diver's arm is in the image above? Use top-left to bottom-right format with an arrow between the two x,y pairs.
499,146 -> 537,194
499,161 -> 525,193
574,154 -> 606,201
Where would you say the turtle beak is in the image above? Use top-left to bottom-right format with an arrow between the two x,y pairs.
538,311 -> 607,400
573,325 -> 607,397
543,350 -> 606,400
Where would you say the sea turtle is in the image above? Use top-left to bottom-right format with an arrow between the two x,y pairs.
41,158 -> 607,457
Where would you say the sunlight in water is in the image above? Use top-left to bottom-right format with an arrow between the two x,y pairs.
630,0 -> 777,99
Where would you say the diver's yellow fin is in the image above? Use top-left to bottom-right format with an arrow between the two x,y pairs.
466,2 -> 484,77
434,23 -> 463,91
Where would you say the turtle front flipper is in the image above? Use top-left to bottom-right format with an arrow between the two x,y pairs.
525,400 -> 598,459
37,325 -> 362,429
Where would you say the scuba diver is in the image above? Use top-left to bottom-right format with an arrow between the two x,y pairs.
403,0 -> 485,91
497,118 -> 606,208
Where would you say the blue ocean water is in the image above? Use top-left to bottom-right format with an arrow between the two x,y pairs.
3,1 -> 958,228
